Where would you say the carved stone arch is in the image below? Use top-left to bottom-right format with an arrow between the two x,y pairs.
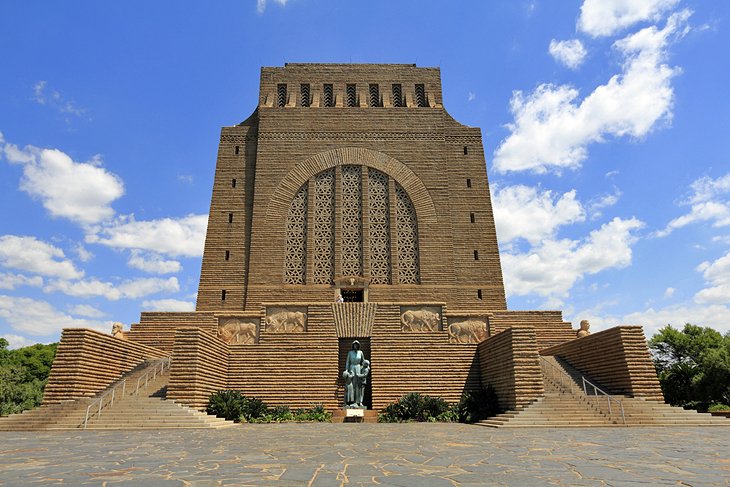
266,147 -> 438,227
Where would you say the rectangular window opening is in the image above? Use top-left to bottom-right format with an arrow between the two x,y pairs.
415,84 -> 427,107
392,84 -> 403,107
323,84 -> 334,107
470,212 -> 475,223
228,213 -> 233,223
300,83 -> 310,107
225,250 -> 230,261
466,178 -> 472,188
235,145 -> 240,155
463,146 -> 468,155
477,289 -> 483,300
368,84 -> 380,107
474,250 -> 479,260
221,289 -> 227,301
346,84 -> 357,107
232,178 -> 237,188
277,84 -> 287,107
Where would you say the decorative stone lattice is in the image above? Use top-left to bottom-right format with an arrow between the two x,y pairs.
284,184 -> 308,284
368,168 -> 391,284
313,169 -> 335,284
395,183 -> 420,284
341,165 -> 363,277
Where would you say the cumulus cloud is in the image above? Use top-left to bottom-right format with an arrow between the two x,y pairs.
127,250 -> 182,274
578,0 -> 680,37
549,39 -> 587,69
142,299 -> 195,312
492,185 -> 585,245
494,10 -> 690,173
44,276 -> 179,301
1,334 -> 38,349
0,273 -> 43,290
656,173 -> 730,237
0,294 -> 106,337
0,235 -> 83,279
502,217 -> 643,303
693,251 -> 730,305
67,304 -> 106,318
257,0 -> 288,14
86,214 -> 207,258
1,137 -> 124,225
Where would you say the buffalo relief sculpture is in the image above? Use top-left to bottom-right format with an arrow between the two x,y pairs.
217,317 -> 258,345
400,306 -> 442,332
447,317 -> 488,344
265,307 -> 307,333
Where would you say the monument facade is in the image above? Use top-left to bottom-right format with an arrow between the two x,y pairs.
41,64 -> 664,413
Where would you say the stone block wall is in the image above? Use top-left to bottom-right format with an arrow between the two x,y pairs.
540,326 -> 663,401
477,327 -> 544,411
488,311 -> 574,349
127,311 -> 218,352
43,329 -> 168,405
167,328 -> 229,410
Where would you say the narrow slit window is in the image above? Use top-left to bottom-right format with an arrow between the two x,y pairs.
235,145 -> 240,155
470,212 -> 475,223
368,84 -> 380,107
232,178 -> 237,188
474,250 -> 479,260
300,83 -> 310,107
415,84 -> 427,107
225,250 -> 230,261
277,84 -> 287,107
463,146 -> 468,155
477,289 -> 483,300
466,178 -> 472,188
346,84 -> 357,107
228,213 -> 233,223
392,84 -> 403,107
221,289 -> 227,301
323,84 -> 334,107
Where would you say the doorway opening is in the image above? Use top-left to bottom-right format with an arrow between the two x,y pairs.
338,337 -> 372,409
341,288 -> 364,302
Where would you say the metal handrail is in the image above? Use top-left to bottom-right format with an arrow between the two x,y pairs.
540,356 -> 575,394
83,357 -> 171,429
582,377 -> 626,425
540,356 -> 626,425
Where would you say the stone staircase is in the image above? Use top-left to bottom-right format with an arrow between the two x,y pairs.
0,360 -> 234,431
477,355 -> 730,428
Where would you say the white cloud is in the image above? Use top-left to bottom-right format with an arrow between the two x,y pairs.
588,187 -> 622,219
86,214 -> 207,258
663,287 -> 675,298
468,92 -> 476,102
656,172 -> 730,237
0,235 -> 83,279
693,251 -> 730,305
127,250 -> 182,274
0,294 -> 106,337
73,244 -> 94,262
32,80 -> 87,117
142,299 -> 195,312
257,0 -> 288,14
502,217 -> 643,303
493,185 -> 585,245
1,334 -> 38,349
494,10 -> 690,174
549,39 -> 587,69
68,304 -> 106,318
578,0 -> 680,37
2,138 -> 124,225
44,276 -> 179,301
0,273 -> 43,290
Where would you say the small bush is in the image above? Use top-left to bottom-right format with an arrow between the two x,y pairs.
708,403 -> 730,412
378,392 -> 453,423
456,385 -> 501,423
207,390 -> 246,421
242,396 -> 269,421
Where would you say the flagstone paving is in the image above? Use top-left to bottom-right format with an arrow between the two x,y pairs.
0,424 -> 728,486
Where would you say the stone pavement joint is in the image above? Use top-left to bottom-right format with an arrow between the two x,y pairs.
0,424 -> 727,486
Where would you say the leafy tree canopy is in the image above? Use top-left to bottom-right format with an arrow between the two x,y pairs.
0,340 -> 57,416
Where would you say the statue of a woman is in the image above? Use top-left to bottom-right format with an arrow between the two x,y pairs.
343,340 -> 369,408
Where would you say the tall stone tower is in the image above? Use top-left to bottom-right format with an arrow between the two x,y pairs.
196,63 -> 506,313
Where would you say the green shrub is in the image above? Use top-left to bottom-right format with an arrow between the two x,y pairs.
378,392 -> 453,422
456,385 -> 501,423
241,396 -> 269,421
207,390 -> 247,421
708,403 -> 730,412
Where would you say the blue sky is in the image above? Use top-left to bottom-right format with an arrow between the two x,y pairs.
1,0 -> 729,348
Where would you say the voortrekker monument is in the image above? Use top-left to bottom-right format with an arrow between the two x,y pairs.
5,63 -> 726,429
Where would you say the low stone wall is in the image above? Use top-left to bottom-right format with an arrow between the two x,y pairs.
488,311 -> 574,349
127,311 -> 218,352
540,326 -> 664,401
43,328 -> 168,404
477,327 -> 544,411
167,328 -> 229,410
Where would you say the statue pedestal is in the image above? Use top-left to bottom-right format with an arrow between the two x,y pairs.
345,408 -> 364,418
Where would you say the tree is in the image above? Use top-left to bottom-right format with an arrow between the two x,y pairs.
0,340 -> 57,416
649,324 -> 730,408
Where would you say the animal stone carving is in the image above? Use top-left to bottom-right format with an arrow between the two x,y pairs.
401,309 -> 441,332
111,322 -> 127,340
265,310 -> 306,333
448,320 -> 487,344
217,320 -> 257,344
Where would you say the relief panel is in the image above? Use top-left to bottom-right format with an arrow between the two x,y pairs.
400,306 -> 442,332
264,306 -> 308,333
447,317 -> 488,344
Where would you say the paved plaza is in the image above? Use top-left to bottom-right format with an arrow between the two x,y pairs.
1,424 -> 728,486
